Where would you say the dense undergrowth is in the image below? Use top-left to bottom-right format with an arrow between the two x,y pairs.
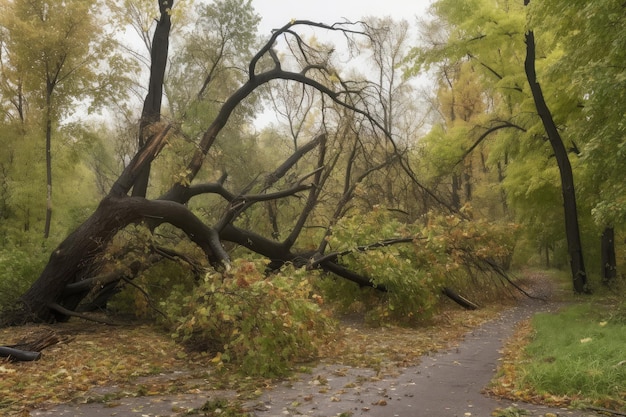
165,260 -> 335,377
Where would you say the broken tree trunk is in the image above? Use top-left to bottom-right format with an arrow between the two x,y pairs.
0,329 -> 61,361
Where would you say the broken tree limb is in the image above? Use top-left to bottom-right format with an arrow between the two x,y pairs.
442,287 -> 479,310
0,346 -> 41,361
47,303 -> 116,325
1,329 -> 63,361
320,261 -> 388,291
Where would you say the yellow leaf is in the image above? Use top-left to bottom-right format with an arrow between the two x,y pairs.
0,366 -> 15,374
580,337 -> 592,343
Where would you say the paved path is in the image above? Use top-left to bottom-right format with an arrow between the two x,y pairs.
29,298 -> 602,417
247,299 -> 599,417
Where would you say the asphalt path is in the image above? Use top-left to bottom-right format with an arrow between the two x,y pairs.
246,299 -> 600,417
29,297 -> 602,417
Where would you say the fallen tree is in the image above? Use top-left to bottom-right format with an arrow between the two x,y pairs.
1,15 -> 432,325
2,6 -> 521,327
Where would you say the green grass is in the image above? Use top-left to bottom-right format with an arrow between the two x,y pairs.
520,301 -> 626,410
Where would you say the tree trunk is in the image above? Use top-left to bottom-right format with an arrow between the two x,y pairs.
132,0 -> 173,198
44,93 -> 53,238
601,227 -> 616,284
451,174 -> 460,209
524,19 -> 588,293
10,194 -> 225,324
0,347 -> 41,361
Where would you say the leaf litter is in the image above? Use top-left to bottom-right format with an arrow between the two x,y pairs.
0,305 -> 505,416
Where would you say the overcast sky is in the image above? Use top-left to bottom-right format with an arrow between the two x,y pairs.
248,0 -> 434,127
253,0 -> 433,35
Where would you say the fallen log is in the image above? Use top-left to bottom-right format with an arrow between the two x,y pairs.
1,329 -> 62,361
0,346 -> 41,361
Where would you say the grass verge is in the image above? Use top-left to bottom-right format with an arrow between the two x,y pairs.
490,299 -> 626,411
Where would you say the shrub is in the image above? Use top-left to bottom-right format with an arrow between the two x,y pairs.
322,206 -> 441,325
166,260 -> 335,377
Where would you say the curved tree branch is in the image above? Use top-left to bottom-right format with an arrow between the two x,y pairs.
454,121 -> 527,167
310,237 -> 418,268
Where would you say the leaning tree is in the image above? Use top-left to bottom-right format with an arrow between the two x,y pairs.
4,0 -> 443,325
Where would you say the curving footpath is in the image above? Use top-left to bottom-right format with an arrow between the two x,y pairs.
30,294 -> 603,417
247,298 -> 600,417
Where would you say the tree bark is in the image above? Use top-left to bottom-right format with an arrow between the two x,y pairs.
132,0 -> 173,198
12,195 -> 226,324
524,19 -> 588,293
0,347 -> 41,361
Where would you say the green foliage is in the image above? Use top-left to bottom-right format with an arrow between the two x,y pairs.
531,0 -> 626,231
407,0 -> 626,278
0,0 -> 134,239
418,209 -> 520,300
322,207 -> 519,325
324,207 -> 439,324
166,260 -> 335,377
519,303 -> 626,410
0,241 -> 50,312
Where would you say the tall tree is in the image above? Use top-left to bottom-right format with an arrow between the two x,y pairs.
523,0 -> 587,292
529,0 -> 626,283
407,0 -> 590,291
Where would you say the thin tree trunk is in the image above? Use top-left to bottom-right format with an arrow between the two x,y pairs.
44,91 -> 53,239
451,174 -> 460,209
524,13 -> 588,293
601,227 -> 616,284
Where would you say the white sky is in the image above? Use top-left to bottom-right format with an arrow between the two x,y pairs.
253,0 -> 433,35
249,0 -> 435,128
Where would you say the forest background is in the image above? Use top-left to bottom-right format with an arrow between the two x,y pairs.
0,0 -> 624,379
